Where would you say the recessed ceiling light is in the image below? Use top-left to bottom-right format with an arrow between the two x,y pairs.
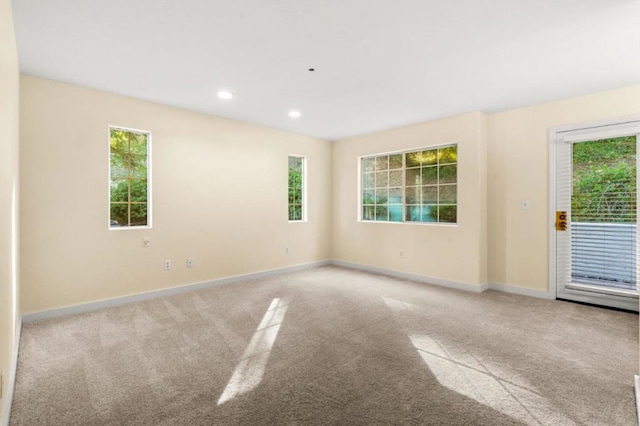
288,110 -> 301,118
217,90 -> 233,100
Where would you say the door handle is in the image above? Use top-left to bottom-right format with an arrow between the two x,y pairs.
556,211 -> 568,231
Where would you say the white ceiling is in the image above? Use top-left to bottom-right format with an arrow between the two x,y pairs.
11,0 -> 640,140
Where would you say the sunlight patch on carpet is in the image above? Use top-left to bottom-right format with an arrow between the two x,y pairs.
384,297 -> 575,426
217,297 -> 290,405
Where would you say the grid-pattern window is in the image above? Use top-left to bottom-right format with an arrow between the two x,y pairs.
362,154 -> 403,222
109,127 -> 150,228
288,156 -> 305,221
361,144 -> 457,224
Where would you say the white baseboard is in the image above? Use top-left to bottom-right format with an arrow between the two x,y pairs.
21,261 -> 556,324
1,317 -> 22,426
22,260 -> 331,323
329,260 -> 556,301
487,282 -> 554,300
330,259 -> 488,293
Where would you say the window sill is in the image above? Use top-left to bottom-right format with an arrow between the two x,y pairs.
109,225 -> 152,231
358,220 -> 458,227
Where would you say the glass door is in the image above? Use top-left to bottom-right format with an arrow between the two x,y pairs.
555,123 -> 639,311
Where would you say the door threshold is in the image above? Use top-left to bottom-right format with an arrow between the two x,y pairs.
566,283 -> 638,299
557,298 -> 639,314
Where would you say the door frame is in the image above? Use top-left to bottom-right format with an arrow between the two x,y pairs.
548,115 -> 640,310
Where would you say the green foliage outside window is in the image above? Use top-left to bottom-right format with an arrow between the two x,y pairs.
288,156 -> 304,221
362,145 -> 457,223
572,136 -> 636,223
110,128 -> 149,227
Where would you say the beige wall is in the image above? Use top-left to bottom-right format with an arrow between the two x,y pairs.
332,112 -> 488,287
18,79 -> 639,308
331,86 -> 640,293
0,0 -> 20,420
488,86 -> 640,292
20,76 -> 332,314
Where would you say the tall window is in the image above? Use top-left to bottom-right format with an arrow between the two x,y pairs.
109,127 -> 150,228
288,155 -> 306,221
361,144 -> 457,224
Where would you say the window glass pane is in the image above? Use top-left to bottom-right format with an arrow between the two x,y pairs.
288,156 -> 302,172
363,172 -> 375,189
131,156 -> 148,179
421,205 -> 438,222
422,186 -> 437,204
375,171 -> 388,188
389,187 -> 402,204
110,129 -> 128,154
439,146 -> 457,164
389,204 -> 403,222
363,189 -> 375,205
363,157 -> 376,172
130,179 -> 148,203
130,203 -> 148,226
110,154 -> 128,179
375,205 -> 388,221
421,149 -> 438,166
439,205 -> 457,223
288,205 -> 295,221
110,203 -> 128,227
406,205 -> 421,222
439,185 -> 456,204
423,166 -> 437,185
375,155 -> 389,171
375,188 -> 388,204
289,168 -> 302,188
389,154 -> 403,169
406,168 -> 421,186
389,170 -> 402,187
406,151 -> 421,168
294,205 -> 302,221
292,188 -> 302,204
406,186 -> 420,204
110,181 -> 128,203
363,205 -> 375,221
439,165 -> 456,184
130,134 -> 147,156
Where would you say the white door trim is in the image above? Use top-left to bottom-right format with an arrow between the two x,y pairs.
548,115 -> 640,307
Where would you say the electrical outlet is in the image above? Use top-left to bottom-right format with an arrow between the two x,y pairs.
285,247 -> 289,255
522,200 -> 530,210
186,258 -> 194,268
143,237 -> 150,248
164,260 -> 171,270
399,251 -> 405,257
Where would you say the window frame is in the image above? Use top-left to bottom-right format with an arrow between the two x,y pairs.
358,143 -> 458,225
108,125 -> 152,230
288,154 -> 307,223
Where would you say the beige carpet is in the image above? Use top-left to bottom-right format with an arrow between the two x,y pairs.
9,266 -> 639,425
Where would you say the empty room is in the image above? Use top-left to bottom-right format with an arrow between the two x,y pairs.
2,0 -> 640,425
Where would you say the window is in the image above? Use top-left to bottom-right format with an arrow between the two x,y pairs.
288,155 -> 305,221
109,127 -> 150,228
361,144 -> 457,224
